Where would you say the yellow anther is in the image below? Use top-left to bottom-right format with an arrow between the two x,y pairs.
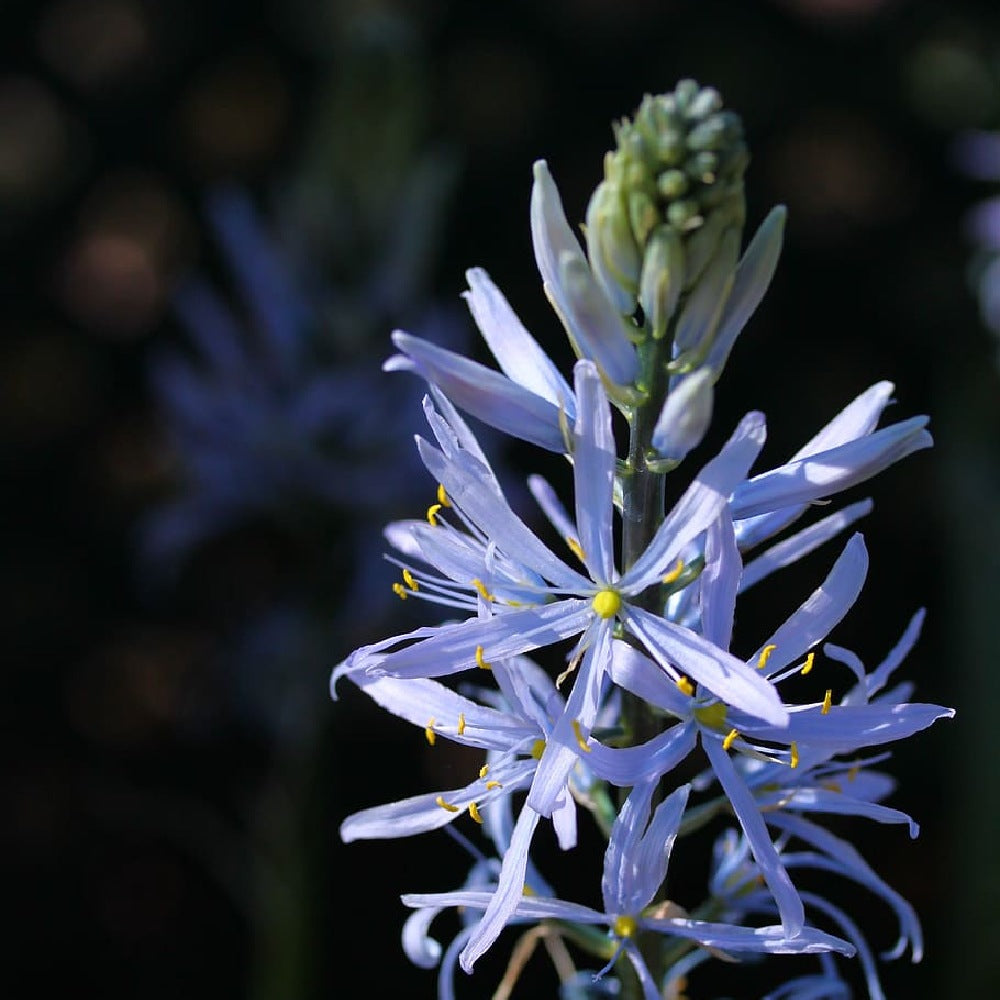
472,578 -> 495,602
479,764 -> 489,779
662,558 -> 684,585
676,675 -> 694,697
613,915 -> 638,939
591,588 -> 621,619
485,780 -> 502,790
402,568 -> 419,591
392,582 -> 408,600
821,780 -> 843,794
522,883 -> 536,897
789,741 -> 800,769
457,713 -> 466,735
822,689 -> 833,715
424,719 -> 436,746
571,719 -> 592,753
847,764 -> 860,782
722,728 -> 739,752
694,702 -> 727,731
800,651 -> 815,675
757,644 -> 777,670
436,483 -> 452,507
475,645 -> 491,670
530,738 -> 546,760
566,536 -> 586,562
468,802 -> 483,824
426,503 -> 443,526
435,795 -> 459,813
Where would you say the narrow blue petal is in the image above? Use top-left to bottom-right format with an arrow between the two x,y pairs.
700,508 -> 741,649
607,639 -> 690,716
756,786 -> 920,838
586,721 -> 697,786
459,806 -> 543,971
750,533 -> 868,679
742,702 -> 954,749
350,675 -> 536,749
358,601 -> 593,679
639,916 -> 853,956
389,332 -> 569,451
603,779 -> 657,914
731,417 -> 932,521
463,267 -> 575,410
625,606 -> 787,725
573,360 -> 617,583
740,499 -> 873,593
632,784 -> 690,912
703,735 -> 805,936
705,206 -> 787,375
528,620 -> 612,815
865,608 -> 926,700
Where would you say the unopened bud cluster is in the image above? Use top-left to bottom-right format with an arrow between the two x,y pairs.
586,80 -> 749,332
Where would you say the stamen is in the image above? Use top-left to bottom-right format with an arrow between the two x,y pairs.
662,558 -> 684,585
722,728 -> 739,751
571,719 -> 592,753
485,780 -> 502,790
475,645 -> 491,670
613,915 -> 638,939
757,644 -> 777,670
392,582 -> 408,600
789,741 -> 800,769
402,568 -> 419,591
530,738 -> 546,760
800,651 -> 815,675
424,719 -> 436,746
468,802 -> 483,824
436,483 -> 452,507
457,713 -> 466,735
822,780 -> 843,794
676,675 -> 694,697
847,764 -> 860,782
479,764 -> 489,779
472,578 -> 496,602
591,588 -> 621,619
822,689 -> 832,715
566,536 -> 586,562
426,502 -> 443,526
435,795 -> 459,813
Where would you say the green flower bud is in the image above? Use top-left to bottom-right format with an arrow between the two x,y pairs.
629,189 -> 660,248
585,179 -> 642,316
639,225 -> 685,340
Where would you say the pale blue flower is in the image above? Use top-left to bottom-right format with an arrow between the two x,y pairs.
338,359 -> 786,783
603,520 -> 951,938
708,820 -> 919,1000
403,782 -> 854,984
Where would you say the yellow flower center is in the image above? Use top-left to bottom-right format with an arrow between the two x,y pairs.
694,702 -> 727,731
591,589 -> 622,619
613,915 -> 638,938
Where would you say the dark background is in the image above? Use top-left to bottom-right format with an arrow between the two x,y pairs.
3,0 -> 997,997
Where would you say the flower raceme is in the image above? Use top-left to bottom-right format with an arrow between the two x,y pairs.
333,81 -> 949,997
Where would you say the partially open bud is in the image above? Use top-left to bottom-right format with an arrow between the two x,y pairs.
585,178 -> 642,316
651,367 -> 714,464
